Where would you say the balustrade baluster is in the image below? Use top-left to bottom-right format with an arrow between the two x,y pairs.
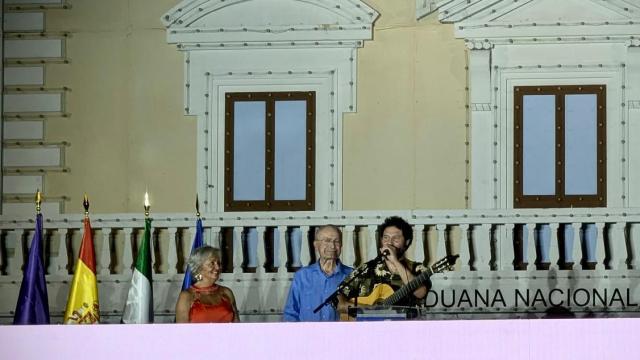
167,227 -> 178,275
0,232 -> 4,275
413,225 -> 425,265
99,228 -> 112,275
480,224 -> 492,271
202,227 -> 211,246
289,228 -> 302,268
367,225 -> 377,260
340,225 -> 355,267
608,222 -> 627,270
232,227 -> 244,274
570,223 -> 582,270
185,226 -> 200,255
256,226 -> 266,274
151,229 -> 158,275
122,228 -> 134,272
458,224 -> 470,271
435,224 -> 447,265
471,224 -> 491,271
500,224 -> 515,270
211,227 -> 221,248
56,228 -> 69,275
277,226 -> 288,274
526,223 -> 537,271
595,223 -> 606,270
300,226 -> 311,267
188,226 -> 200,251
629,224 -> 640,269
9,229 -> 25,275
548,223 -> 559,270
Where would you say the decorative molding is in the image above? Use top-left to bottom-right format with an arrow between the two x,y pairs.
2,2 -> 71,216
3,32 -> 71,39
163,0 -> 378,48
421,0 -> 640,43
471,103 -> 492,111
429,0 -> 640,23
466,41 -> 493,50
628,100 -> 640,109
416,0 -> 440,20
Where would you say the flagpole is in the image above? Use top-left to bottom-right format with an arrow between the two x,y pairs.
63,194 -> 100,324
122,191 -> 154,323
13,189 -> 50,324
181,195 -> 204,290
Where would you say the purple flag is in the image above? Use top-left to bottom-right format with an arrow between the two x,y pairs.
181,218 -> 204,290
13,213 -> 50,324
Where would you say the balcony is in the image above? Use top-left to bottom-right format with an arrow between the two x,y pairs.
1,207 -> 639,323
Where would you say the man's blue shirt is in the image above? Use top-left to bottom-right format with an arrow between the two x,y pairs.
283,261 -> 352,321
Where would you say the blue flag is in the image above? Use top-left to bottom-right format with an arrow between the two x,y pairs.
13,213 -> 50,324
181,218 -> 204,290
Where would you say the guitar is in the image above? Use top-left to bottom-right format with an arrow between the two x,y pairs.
350,254 -> 459,307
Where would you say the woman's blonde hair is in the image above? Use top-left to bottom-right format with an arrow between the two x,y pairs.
187,246 -> 221,277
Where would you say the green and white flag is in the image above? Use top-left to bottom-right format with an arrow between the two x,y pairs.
122,218 -> 153,323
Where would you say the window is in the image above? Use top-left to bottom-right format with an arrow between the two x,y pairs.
514,85 -> 606,208
224,92 -> 315,211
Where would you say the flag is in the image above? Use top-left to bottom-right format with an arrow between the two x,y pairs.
63,216 -> 99,324
181,218 -> 204,290
13,213 -> 50,324
122,218 -> 153,323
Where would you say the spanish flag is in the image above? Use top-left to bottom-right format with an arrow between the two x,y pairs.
63,214 -> 100,324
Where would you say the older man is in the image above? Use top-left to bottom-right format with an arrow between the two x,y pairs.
283,225 -> 352,321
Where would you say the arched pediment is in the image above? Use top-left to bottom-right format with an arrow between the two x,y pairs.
163,0 -> 379,47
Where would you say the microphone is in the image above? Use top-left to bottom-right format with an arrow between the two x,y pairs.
374,249 -> 391,263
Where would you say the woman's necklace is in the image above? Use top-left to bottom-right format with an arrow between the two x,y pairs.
192,284 -> 219,294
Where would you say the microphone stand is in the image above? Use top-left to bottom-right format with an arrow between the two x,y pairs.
312,264 -> 368,314
313,251 -> 389,316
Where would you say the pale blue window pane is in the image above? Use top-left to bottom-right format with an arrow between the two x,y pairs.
234,101 -> 265,200
565,94 -> 598,195
274,100 -> 307,200
523,95 -> 556,195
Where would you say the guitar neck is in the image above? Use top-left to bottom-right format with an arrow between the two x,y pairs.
382,268 -> 433,306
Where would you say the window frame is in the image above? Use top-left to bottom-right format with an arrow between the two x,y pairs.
513,85 -> 607,208
224,91 -> 315,211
